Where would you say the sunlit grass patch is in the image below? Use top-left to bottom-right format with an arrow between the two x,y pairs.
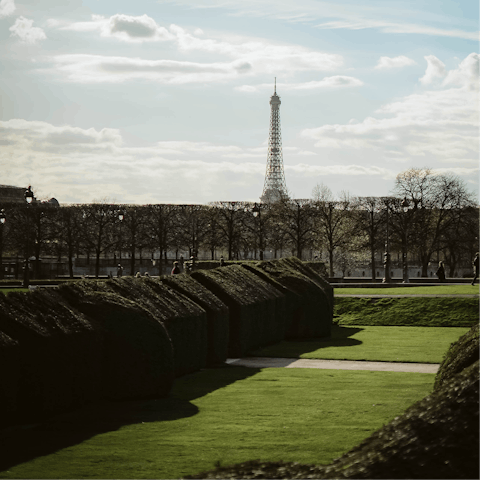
335,285 -> 479,296
252,325 -> 469,364
335,297 -> 478,327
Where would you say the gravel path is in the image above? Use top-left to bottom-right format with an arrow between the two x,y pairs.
226,357 -> 439,373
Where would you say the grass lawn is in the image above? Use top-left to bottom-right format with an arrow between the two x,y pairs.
334,297 -> 478,327
0,367 -> 434,480
0,288 -> 29,295
335,285 -> 479,296
252,325 -> 470,364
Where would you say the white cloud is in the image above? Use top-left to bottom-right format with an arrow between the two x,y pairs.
62,13 -> 174,42
0,119 -> 270,203
316,19 -> 478,41
48,54 -> 252,84
0,0 -> 15,18
158,0 -> 478,41
9,16 -> 46,44
286,163 -> 394,178
59,16 -> 343,76
419,55 -> 446,84
236,76 -> 363,92
443,53 -> 479,90
0,119 -> 334,203
301,54 -> 479,173
154,141 -> 316,159
375,55 -> 416,70
0,119 -> 123,151
168,24 -> 343,72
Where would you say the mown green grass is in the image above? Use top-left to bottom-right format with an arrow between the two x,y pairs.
252,325 -> 469,364
334,297 -> 478,327
0,367 -> 434,480
0,288 -> 29,295
335,285 -> 479,296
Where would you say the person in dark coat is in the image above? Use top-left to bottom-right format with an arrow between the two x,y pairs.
171,261 -> 181,275
472,253 -> 479,285
436,261 -> 445,282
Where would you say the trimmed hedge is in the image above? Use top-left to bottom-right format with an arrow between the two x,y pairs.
192,265 -> 287,357
0,330 -> 19,425
278,257 -> 333,312
161,274 -> 229,366
98,277 -> 208,378
0,258 -> 333,428
242,258 -> 332,339
56,282 -> 176,400
0,289 -> 103,427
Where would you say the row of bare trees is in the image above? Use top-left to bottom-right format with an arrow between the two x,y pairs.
0,169 -> 477,279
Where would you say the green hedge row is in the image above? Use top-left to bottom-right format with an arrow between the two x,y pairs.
0,284 -> 175,428
192,265 -> 287,357
161,274 -> 229,366
0,257 -> 332,427
242,257 -> 332,340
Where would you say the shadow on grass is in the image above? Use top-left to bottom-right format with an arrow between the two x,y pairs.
251,325 -> 364,358
0,366 -> 261,473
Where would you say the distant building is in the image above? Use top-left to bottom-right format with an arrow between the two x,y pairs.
0,185 -> 28,204
0,185 -> 60,206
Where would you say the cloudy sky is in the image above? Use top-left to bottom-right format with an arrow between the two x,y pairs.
0,0 -> 478,204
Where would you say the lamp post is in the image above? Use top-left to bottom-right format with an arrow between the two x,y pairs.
401,196 -> 411,283
0,209 -> 5,280
116,210 -> 124,276
382,199 -> 391,283
252,203 -> 264,260
22,186 -> 34,287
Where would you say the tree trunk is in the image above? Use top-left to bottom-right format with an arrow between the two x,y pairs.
329,249 -> 334,277
371,243 -> 376,280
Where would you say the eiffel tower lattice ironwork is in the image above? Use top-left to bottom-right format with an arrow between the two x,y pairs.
261,79 -> 288,203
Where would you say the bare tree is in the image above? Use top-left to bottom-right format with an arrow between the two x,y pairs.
270,198 -> 315,260
81,202 -> 119,278
351,196 -> 387,280
118,205 -> 152,275
312,184 -> 353,277
50,205 -> 83,278
210,201 -> 248,260
146,204 -> 177,273
393,168 -> 477,276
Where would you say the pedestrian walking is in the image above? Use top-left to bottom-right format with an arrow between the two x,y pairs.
171,261 -> 181,275
436,261 -> 445,282
220,256 -> 225,267
116,264 -> 123,278
472,253 -> 479,285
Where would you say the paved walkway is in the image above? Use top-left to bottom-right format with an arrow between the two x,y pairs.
226,357 -> 439,374
336,294 -> 478,298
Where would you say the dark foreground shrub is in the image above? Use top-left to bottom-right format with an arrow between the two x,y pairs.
435,323 -> 479,390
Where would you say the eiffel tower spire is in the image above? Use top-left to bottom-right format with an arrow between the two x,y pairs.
261,79 -> 288,203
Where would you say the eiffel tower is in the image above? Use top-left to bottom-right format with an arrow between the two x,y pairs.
261,79 -> 288,203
